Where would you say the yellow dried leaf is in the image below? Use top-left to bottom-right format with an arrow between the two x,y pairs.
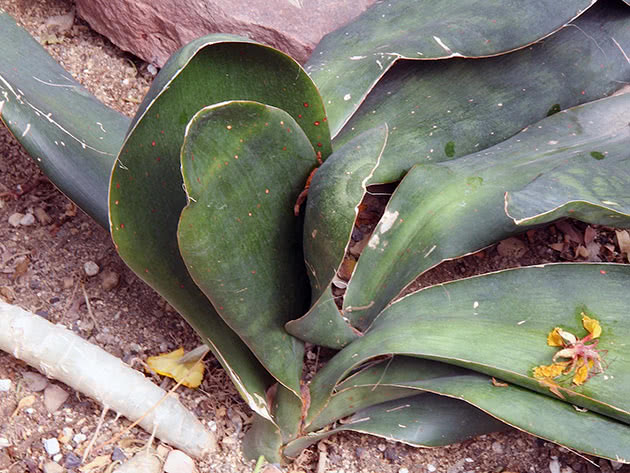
546,327 -> 565,347
581,313 -> 602,339
146,347 -> 204,388
533,362 -> 568,379
11,394 -> 36,417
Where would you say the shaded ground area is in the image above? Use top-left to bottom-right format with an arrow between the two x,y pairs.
1,1 -> 629,472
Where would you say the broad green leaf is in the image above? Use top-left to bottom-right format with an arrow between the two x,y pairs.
178,101 -> 316,396
242,414 -> 284,463
0,11 -> 129,227
110,37 -> 329,416
285,126 -> 388,348
308,357 -> 630,462
333,2 -> 630,184
306,357 -> 467,432
284,393 -> 505,458
344,92 -> 630,329
309,264 -> 630,427
308,0 -> 596,136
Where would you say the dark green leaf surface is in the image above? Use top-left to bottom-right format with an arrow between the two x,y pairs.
344,93 -> 630,329
285,393 -> 505,458
333,2 -> 630,184
109,37 -> 329,416
308,0 -> 596,136
0,11 -> 129,227
178,101 -> 316,396
310,264 -> 630,426
285,126 -> 388,348
308,357 -> 630,461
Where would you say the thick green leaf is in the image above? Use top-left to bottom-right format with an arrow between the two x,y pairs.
285,126 -> 388,348
308,0 -> 596,136
309,264 -> 630,426
110,37 -> 330,416
306,357 -> 467,432
307,356 -> 630,462
284,393 -> 505,458
242,413 -> 284,463
333,2 -> 630,184
0,11 -> 129,227
178,101 -> 316,396
344,93 -> 630,329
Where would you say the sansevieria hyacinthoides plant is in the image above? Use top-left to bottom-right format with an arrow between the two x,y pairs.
2,0 -> 630,463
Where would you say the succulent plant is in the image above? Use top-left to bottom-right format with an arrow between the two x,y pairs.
2,0 -> 630,463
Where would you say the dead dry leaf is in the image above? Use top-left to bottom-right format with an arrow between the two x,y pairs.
616,230 -> 630,262
12,394 -> 36,417
584,225 -> 597,245
146,348 -> 204,388
556,220 -> 582,245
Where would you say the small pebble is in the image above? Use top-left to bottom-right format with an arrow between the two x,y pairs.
43,438 -> 60,455
112,447 -> 127,462
84,261 -> 100,277
34,207 -> 52,225
8,212 -> 24,227
62,277 -> 74,289
147,64 -> 158,75
23,372 -> 48,392
44,384 -> 69,412
73,433 -> 87,444
52,453 -> 62,463
101,270 -> 120,291
377,443 -> 387,452
399,468 -> 409,473
64,452 -> 82,468
427,464 -> 437,472
19,213 -> 36,226
0,379 -> 11,392
550,458 -> 561,473
163,450 -> 195,473
0,438 -> 10,448
491,441 -> 503,454
43,461 -> 64,473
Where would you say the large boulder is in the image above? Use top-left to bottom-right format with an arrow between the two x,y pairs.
75,0 -> 375,66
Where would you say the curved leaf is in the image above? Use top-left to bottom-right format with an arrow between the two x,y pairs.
344,93 -> 630,329
178,101 -> 316,396
309,264 -> 630,426
307,357 -> 630,462
110,37 -> 330,416
284,393 -> 505,458
308,0 -> 596,136
285,125 -> 388,348
333,2 -> 630,184
0,11 -> 129,227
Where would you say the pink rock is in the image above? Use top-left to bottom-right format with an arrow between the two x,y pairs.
75,0 -> 375,66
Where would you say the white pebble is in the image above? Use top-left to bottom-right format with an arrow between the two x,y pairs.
83,261 -> 100,276
8,212 -> 23,227
73,433 -> 87,444
0,438 -> 11,448
0,379 -> 11,391
43,437 -> 60,455
19,213 -> 36,226
399,468 -> 409,473
53,453 -> 62,462
427,465 -> 437,472
164,450 -> 195,473
549,458 -> 561,473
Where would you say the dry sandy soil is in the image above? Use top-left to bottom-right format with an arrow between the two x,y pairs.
1,1 -> 629,472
